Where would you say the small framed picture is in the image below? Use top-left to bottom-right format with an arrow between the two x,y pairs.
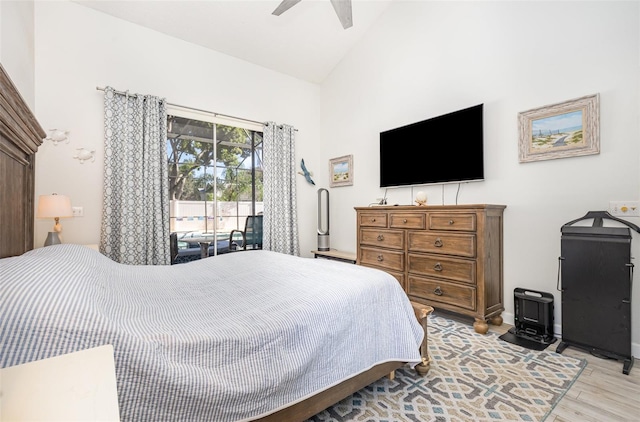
329,154 -> 353,187
518,93 -> 600,163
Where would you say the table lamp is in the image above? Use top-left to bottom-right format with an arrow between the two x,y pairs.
37,194 -> 73,246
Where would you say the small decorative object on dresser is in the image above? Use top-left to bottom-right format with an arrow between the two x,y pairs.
415,191 -> 427,206
355,204 -> 506,334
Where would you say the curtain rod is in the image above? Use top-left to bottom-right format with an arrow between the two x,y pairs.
95,86 -> 267,128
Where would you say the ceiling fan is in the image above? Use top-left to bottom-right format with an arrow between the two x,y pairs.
272,0 -> 353,29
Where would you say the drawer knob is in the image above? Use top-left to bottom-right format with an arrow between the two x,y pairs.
449,220 -> 454,225
434,238 -> 443,247
403,219 -> 407,223
371,218 -> 376,222
377,234 -> 384,241
377,254 -> 384,262
434,262 -> 443,272
434,286 -> 443,296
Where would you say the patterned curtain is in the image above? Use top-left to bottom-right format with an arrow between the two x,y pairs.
100,87 -> 170,265
262,122 -> 300,256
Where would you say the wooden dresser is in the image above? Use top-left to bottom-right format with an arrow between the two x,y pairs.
355,204 -> 506,334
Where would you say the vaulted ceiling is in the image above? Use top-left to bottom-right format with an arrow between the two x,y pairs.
74,0 -> 395,84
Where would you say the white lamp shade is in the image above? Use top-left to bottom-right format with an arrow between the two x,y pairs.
37,194 -> 73,218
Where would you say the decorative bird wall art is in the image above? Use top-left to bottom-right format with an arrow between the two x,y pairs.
298,159 -> 315,185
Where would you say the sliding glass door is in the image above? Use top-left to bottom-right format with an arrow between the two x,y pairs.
167,109 -> 263,258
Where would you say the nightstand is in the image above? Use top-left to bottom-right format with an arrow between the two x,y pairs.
311,249 -> 357,264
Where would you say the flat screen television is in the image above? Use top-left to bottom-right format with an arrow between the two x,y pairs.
380,104 -> 484,187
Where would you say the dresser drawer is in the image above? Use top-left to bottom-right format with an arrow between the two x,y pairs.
390,213 -> 425,229
360,246 -> 404,272
359,212 -> 388,228
429,213 -> 476,231
407,253 -> 476,284
408,232 -> 476,258
360,229 -> 404,250
408,276 -> 476,311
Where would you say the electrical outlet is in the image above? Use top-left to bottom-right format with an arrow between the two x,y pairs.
609,201 -> 640,217
72,206 -> 84,217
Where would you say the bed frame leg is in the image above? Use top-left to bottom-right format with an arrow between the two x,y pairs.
411,302 -> 433,376
388,371 -> 395,380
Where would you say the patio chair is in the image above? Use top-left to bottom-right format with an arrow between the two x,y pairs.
170,232 -> 179,264
229,215 -> 263,251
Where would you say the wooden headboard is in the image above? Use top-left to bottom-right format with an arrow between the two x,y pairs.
0,63 -> 45,258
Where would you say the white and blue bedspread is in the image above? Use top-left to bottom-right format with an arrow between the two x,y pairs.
0,244 -> 423,421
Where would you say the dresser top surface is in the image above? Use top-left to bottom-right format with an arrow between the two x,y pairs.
355,204 -> 506,211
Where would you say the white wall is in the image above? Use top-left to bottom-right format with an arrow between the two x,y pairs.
1,0 -> 36,108
320,1 -> 640,353
32,0 -> 640,355
33,1 -> 322,256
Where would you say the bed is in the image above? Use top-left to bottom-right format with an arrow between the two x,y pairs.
1,245 -> 428,420
0,63 -> 431,421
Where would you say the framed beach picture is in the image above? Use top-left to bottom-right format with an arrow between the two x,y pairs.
518,94 -> 600,163
329,154 -> 353,187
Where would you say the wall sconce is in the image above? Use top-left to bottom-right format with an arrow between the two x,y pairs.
44,129 -> 70,145
73,148 -> 96,164
37,194 -> 73,246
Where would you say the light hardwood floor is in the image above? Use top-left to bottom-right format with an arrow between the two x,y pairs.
486,319 -> 640,422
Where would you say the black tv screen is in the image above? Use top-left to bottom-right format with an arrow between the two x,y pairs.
380,104 -> 484,187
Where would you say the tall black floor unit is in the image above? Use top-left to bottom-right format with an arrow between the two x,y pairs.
557,211 -> 637,375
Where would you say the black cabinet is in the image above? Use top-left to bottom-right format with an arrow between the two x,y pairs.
557,211 -> 636,375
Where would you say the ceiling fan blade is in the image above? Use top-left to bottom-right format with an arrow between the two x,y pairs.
329,0 -> 353,29
272,0 -> 302,16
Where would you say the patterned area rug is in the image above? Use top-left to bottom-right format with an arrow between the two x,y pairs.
308,315 -> 586,422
